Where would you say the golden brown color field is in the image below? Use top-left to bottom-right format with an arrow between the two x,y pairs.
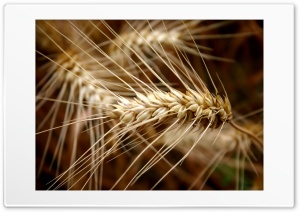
36,20 -> 263,190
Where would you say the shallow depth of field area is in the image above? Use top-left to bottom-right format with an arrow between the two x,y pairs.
36,20 -> 263,190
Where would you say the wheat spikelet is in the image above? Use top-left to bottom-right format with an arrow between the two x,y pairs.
36,20 -> 263,190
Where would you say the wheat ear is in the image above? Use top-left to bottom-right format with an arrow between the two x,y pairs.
36,21 -> 122,189
107,20 -> 238,63
108,88 -> 232,129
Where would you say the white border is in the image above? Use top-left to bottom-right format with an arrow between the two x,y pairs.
3,4 -> 294,207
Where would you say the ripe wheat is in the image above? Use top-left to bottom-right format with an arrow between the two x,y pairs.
36,20 -> 263,190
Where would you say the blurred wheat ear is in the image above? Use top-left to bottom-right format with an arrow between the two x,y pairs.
36,20 -> 263,190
